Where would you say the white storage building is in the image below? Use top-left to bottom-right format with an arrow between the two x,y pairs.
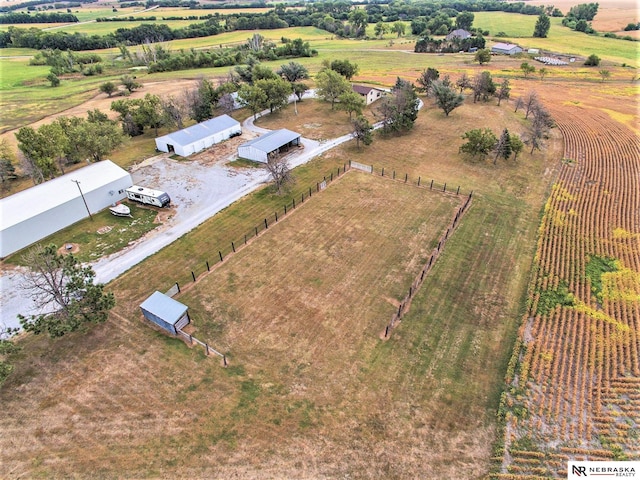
155,114 -> 241,157
237,129 -> 301,164
0,160 -> 132,258
491,42 -> 523,55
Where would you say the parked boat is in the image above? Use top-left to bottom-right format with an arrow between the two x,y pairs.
109,203 -> 132,217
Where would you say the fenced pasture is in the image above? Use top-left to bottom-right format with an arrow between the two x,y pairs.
175,170 -> 463,348
496,101 -> 640,476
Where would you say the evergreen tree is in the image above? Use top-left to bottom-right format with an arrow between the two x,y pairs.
533,13 -> 551,38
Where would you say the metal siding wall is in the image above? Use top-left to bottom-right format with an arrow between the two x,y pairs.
141,308 -> 176,334
1,199 -> 86,257
85,175 -> 132,213
155,138 -> 169,153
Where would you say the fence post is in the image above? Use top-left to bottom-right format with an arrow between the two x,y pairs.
443,183 -> 447,192
264,218 -> 268,229
393,170 -> 396,180
176,282 -> 180,293
430,179 -> 433,190
284,204 -> 287,214
349,159 -> 352,167
385,325 -> 389,338
191,271 -> 196,282
330,172 -> 333,181
397,303 -> 402,316
293,198 -> 296,208
309,187 -> 312,197
275,211 -> 278,222
245,234 -> 247,245
206,261 -> 210,271
255,226 -> 258,237
223,355 -> 228,367
317,182 -> 320,192
370,164 -> 373,174
456,186 -> 460,195
418,176 -> 421,186
409,286 -> 412,297
404,173 -> 408,183
382,167 -> 384,177
205,343 -> 210,356
232,241 -> 236,253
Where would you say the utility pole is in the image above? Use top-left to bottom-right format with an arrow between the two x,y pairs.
72,179 -> 93,220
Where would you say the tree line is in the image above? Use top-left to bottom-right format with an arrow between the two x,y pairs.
0,12 -> 78,23
0,0 -> 563,50
0,0 -> 96,12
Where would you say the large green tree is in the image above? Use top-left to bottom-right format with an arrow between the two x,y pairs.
15,126 -> 58,182
277,61 -> 309,83
255,78 -> 292,113
329,59 -> 359,80
348,9 -> 368,37
352,115 -> 373,148
238,83 -> 268,119
18,244 -> 115,338
315,69 -> 351,108
336,90 -> 365,119
533,13 -> 551,38
432,81 -> 464,116
459,128 -> 497,159
377,77 -> 420,134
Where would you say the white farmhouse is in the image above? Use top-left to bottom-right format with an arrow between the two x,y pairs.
155,114 -> 241,157
0,160 -> 132,258
352,85 -> 385,105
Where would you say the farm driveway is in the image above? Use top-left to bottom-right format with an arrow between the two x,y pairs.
1,110 -> 352,332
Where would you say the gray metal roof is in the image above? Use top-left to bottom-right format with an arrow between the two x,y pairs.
240,129 -> 301,154
140,291 -> 188,324
157,114 -> 240,147
0,160 -> 130,230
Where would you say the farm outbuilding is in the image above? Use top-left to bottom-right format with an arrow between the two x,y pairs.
0,160 -> 132,258
491,42 -> 523,55
237,129 -> 301,163
446,29 -> 471,40
140,291 -> 190,335
352,85 -> 385,105
155,114 -> 241,157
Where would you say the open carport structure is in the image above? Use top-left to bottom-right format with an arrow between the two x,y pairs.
237,129 -> 301,163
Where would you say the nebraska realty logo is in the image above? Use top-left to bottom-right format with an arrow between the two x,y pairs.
568,461 -> 640,478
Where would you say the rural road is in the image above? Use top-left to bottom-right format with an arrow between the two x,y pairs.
1,94 -> 423,333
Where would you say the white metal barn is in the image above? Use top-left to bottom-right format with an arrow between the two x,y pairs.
237,129 -> 301,163
155,114 -> 241,157
0,160 -> 132,258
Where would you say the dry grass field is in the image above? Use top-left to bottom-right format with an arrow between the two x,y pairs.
1,3 -> 639,476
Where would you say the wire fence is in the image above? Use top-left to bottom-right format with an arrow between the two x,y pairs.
166,161 -> 472,296
381,190 -> 473,340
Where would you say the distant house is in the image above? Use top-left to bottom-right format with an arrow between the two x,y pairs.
528,48 -> 540,54
446,29 -> 471,41
491,42 -> 523,55
352,85 -> 385,105
238,129 -> 302,163
140,291 -> 190,335
155,114 -> 241,157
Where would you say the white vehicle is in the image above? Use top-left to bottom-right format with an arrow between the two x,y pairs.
125,186 -> 171,207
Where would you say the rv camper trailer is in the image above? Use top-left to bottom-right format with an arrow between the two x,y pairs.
125,186 -> 171,207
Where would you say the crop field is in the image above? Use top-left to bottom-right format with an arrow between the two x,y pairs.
494,97 -> 640,476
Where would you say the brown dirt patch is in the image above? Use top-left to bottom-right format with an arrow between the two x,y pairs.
57,243 -> 80,255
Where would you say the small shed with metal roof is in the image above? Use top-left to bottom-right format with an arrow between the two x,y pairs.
237,129 -> 301,163
155,114 -> 241,157
140,291 -> 190,335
